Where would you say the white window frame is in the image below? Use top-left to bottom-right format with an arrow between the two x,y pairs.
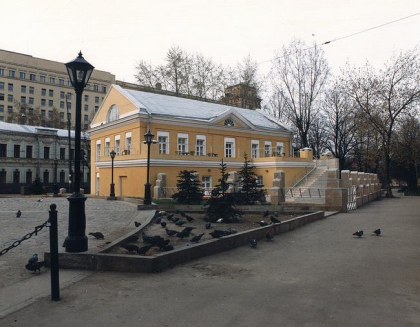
125,132 -> 132,155
115,135 -> 120,156
264,141 -> 272,157
157,131 -> 169,154
95,140 -> 101,161
196,135 -> 206,156
251,140 -> 259,159
104,138 -> 110,157
276,142 -> 284,156
224,137 -> 235,158
202,176 -> 212,196
177,133 -> 188,155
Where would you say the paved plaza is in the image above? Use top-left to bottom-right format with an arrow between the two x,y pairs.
0,195 -> 420,326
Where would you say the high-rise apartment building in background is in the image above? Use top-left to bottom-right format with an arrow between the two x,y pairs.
0,49 -> 115,130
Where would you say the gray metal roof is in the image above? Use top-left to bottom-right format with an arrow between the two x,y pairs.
0,121 -> 77,138
116,85 -> 291,132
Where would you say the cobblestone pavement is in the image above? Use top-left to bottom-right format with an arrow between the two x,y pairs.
0,196 -> 144,289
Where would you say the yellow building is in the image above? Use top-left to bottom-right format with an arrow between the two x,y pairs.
89,85 -> 313,199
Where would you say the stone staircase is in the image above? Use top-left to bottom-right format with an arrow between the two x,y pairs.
286,165 -> 328,203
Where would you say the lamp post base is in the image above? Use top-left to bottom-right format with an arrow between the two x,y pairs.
64,193 -> 88,253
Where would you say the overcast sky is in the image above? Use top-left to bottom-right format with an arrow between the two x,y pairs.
1,0 -> 419,83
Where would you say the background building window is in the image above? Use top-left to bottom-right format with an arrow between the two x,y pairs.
40,75 -> 46,83
49,89 -> 54,97
251,141 -> 259,158
60,147 -> 66,160
44,146 -> 50,159
177,136 -> 188,154
21,85 -> 26,93
1,144 -> 8,157
8,83 -> 13,91
26,170 -> 32,184
19,72 -> 26,79
224,137 -> 235,158
9,70 -> 15,78
29,86 -> 34,94
14,144 -> 21,158
30,74 -> 36,81
13,170 -> 20,184
43,170 -> 49,183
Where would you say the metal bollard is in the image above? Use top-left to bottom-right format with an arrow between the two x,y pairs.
49,204 -> 60,301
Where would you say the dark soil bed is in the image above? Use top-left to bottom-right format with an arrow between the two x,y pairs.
110,211 -> 301,256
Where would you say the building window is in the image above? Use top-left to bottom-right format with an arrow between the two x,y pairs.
0,93 -> 4,101
177,134 -> 188,154
59,171 -> 65,184
8,83 -> 13,91
224,118 -> 235,127
104,139 -> 110,157
48,100 -> 53,107
0,170 -> 6,184
20,96 -> 26,104
29,97 -> 34,104
50,77 -> 55,84
9,70 -> 15,78
86,84 -> 91,90
26,170 -> 32,184
48,110 -> 53,119
0,68 -> 4,76
0,105 -> 3,112
40,75 -> 46,83
68,80 -> 72,87
158,132 -> 169,154
44,146 -> 50,159
93,84 -> 99,92
115,138 -> 120,156
60,112 -> 64,120
264,141 -> 272,157
224,137 -> 235,158
256,175 -> 263,187
107,105 -> 119,123
7,94 -> 13,102
84,114 -> 88,122
84,94 -> 89,101
0,144 -> 7,157
13,170 -> 20,184
29,86 -> 34,94
60,91 -> 65,99
14,144 -> 21,158
60,101 -> 64,109
49,89 -> 54,97
67,102 -> 71,110
60,147 -> 66,160
196,135 -> 206,156
43,170 -> 49,183
30,74 -> 36,81
202,176 -> 212,196
102,86 -> 107,93
0,116 -> 3,121
41,99 -> 46,106
125,133 -> 131,155
21,85 -> 26,93
84,104 -> 88,111
96,142 -> 101,161
276,142 -> 284,156
95,96 -> 99,104
67,92 -> 72,100
19,72 -> 26,80
7,106 -> 13,113
59,78 -> 64,86
0,82 -> 3,90
251,141 -> 259,158
41,88 -> 46,96
95,106 -> 99,112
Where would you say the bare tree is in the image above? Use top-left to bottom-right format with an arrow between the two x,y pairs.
343,48 -> 420,196
270,39 -> 330,148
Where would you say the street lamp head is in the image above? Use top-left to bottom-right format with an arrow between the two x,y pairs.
65,51 -> 95,90
110,150 -> 116,159
144,129 -> 155,145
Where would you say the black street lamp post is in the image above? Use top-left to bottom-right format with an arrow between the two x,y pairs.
108,150 -> 116,199
63,52 -> 94,253
143,129 -> 154,205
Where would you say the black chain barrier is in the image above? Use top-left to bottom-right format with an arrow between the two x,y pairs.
0,219 -> 51,257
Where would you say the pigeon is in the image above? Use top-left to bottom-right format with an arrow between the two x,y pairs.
190,233 -> 205,243
274,212 -> 279,217
266,233 -> 273,241
26,260 -> 46,273
263,210 -> 269,217
353,230 -> 363,238
172,217 -> 180,223
16,210 -> 22,218
205,222 -> 212,229
185,214 -> 195,222
89,232 -> 104,239
180,211 -> 186,217
134,221 -> 141,227
126,235 -> 139,243
209,230 -> 226,238
155,239 -> 171,250
177,230 -> 191,238
165,228 -> 179,236
175,220 -> 187,226
137,245 -> 153,255
28,254 -> 38,265
122,244 -> 140,254
37,198 -> 43,202
373,229 -> 381,236
182,226 -> 196,233
166,213 -> 174,220
158,211 -> 167,216
216,218 -> 224,223
162,244 -> 174,251
155,216 -> 162,224
250,238 -> 257,248
161,221 -> 167,228
255,221 -> 268,227
270,216 -> 281,224
225,228 -> 237,235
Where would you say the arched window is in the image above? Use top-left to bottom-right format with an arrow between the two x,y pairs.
107,105 -> 119,123
224,118 -> 235,127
